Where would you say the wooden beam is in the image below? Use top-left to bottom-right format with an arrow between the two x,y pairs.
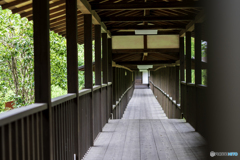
110,25 -> 185,30
117,60 -> 175,65
180,10 -> 205,37
112,31 -> 179,35
91,2 -> 204,10
102,16 -> 194,22
32,0 -> 52,160
76,0 -> 111,37
112,49 -> 179,54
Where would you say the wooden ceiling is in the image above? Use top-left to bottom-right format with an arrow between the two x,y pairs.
0,0 -> 205,70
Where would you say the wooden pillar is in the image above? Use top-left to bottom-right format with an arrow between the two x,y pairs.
84,14 -> 93,146
102,33 -> 108,84
95,25 -> 102,86
113,67 -> 116,104
32,0 -> 52,159
180,37 -> 185,82
108,38 -> 112,82
186,32 -> 192,83
102,33 -> 108,121
195,23 -> 202,85
66,0 -> 79,156
175,66 -> 180,104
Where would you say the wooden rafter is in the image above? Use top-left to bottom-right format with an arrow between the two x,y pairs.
91,2 -> 204,10
112,49 -> 179,54
101,16 -> 194,22
117,60 -> 176,65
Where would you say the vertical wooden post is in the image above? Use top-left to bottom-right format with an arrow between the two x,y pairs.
102,33 -> 108,121
108,38 -> 112,119
66,0 -> 79,156
94,25 -> 102,131
108,38 -> 112,82
180,37 -> 185,82
95,25 -> 102,86
175,66 -> 180,104
84,14 -> 93,146
102,33 -> 108,84
186,32 -> 192,83
113,67 -> 116,104
195,23 -> 202,85
32,0 -> 52,159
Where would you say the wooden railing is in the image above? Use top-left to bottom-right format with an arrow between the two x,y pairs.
0,74 -> 134,160
180,81 -> 207,137
150,81 -> 181,119
112,84 -> 134,119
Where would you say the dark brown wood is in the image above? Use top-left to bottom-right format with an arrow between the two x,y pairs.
108,38 -> 112,82
112,49 -> 179,54
180,37 -> 185,81
66,0 -> 79,157
110,25 -> 185,30
91,2 -> 204,10
117,60 -> 175,65
186,32 -> 192,83
84,14 -> 93,89
102,33 -> 108,84
84,14 -> 93,147
175,66 -> 180,104
95,25 -> 102,85
112,31 -> 179,36
101,16 -> 194,22
195,23 -> 202,85
32,0 -> 52,159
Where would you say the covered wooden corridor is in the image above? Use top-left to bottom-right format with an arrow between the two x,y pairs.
0,0 -> 240,160
83,89 -> 207,160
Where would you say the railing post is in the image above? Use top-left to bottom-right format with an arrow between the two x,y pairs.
32,0 -> 52,159
66,0 -> 79,157
84,14 -> 93,146
102,33 -> 108,123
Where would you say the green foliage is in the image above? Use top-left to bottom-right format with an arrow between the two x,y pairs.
0,7 -> 89,112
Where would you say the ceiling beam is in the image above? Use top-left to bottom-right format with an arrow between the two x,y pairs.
111,31 -> 180,36
116,60 -> 176,65
91,2 -> 204,10
112,49 -> 179,54
77,0 -> 111,37
110,25 -> 185,30
179,10 -> 205,37
101,16 -> 194,22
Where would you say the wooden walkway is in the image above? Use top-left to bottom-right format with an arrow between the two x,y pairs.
83,89 -> 207,160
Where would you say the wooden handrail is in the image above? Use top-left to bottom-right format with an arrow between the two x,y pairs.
149,80 -> 181,110
51,93 -> 76,107
0,103 -> 47,126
